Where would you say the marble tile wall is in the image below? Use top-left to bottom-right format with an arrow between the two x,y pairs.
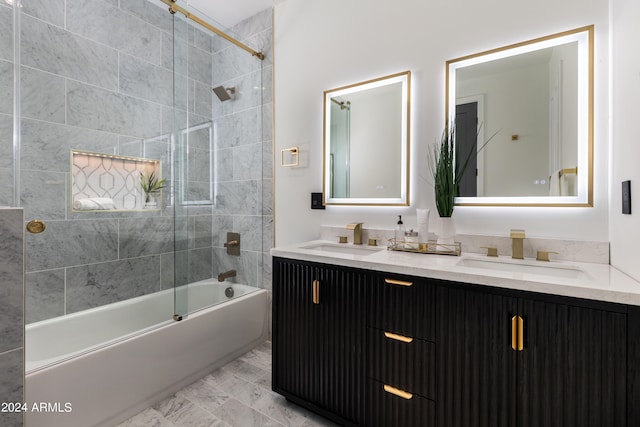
211,8 -> 274,297
19,0 -> 185,323
0,3 -> 13,208
0,0 -> 274,326
0,209 -> 24,427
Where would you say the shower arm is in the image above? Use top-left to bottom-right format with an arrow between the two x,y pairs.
160,0 -> 265,61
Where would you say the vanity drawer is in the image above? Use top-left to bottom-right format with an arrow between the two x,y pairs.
368,327 -> 436,400
365,378 -> 435,427
369,274 -> 435,341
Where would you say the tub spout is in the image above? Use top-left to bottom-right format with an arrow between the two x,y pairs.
217,269 -> 237,282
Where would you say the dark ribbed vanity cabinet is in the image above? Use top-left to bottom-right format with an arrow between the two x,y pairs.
273,257 -> 637,427
364,273 -> 436,426
437,284 -> 628,427
272,257 -> 370,426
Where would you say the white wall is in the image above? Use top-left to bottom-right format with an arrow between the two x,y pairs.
274,0 -> 609,246
458,63 -> 550,196
349,85 -> 402,198
610,0 -> 640,281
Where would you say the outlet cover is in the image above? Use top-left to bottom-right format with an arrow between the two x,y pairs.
622,180 -> 631,214
311,192 -> 325,210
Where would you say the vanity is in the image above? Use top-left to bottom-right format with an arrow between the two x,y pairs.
271,241 -> 640,426
272,22 -> 625,426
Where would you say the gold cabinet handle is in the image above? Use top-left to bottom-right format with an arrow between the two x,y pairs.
511,315 -> 524,351
384,332 -> 413,343
312,279 -> 320,304
517,316 -> 524,351
383,384 -> 413,400
26,219 -> 46,234
384,278 -> 413,287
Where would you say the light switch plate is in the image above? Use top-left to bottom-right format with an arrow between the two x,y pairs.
311,192 -> 325,210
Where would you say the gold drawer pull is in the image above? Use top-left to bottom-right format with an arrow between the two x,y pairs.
384,332 -> 413,343
312,279 -> 320,304
517,315 -> 524,351
511,315 -> 524,351
511,315 -> 518,350
384,384 -> 413,400
384,278 -> 413,287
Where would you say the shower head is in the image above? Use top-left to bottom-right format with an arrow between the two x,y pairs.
212,86 -> 235,102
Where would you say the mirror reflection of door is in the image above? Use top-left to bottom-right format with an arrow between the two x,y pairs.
456,102 -> 478,197
330,98 -> 350,198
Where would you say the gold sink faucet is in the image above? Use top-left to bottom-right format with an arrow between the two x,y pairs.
346,223 -> 364,245
510,229 -> 526,259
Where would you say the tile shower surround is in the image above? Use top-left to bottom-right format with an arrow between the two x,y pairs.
0,1 -> 274,324
0,209 -> 25,427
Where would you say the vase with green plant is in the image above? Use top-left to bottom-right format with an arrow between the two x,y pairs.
140,170 -> 166,208
429,123 -> 497,244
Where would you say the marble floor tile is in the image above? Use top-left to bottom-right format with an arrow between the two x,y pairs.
212,398 -> 282,427
153,394 -> 195,419
218,374 -> 269,407
220,358 -> 269,383
176,377 -> 232,414
166,404 -> 228,427
118,408 -> 174,427
237,347 -> 272,371
119,341 -> 339,427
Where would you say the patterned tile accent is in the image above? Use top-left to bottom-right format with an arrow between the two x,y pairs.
118,342 -> 338,427
71,151 -> 160,211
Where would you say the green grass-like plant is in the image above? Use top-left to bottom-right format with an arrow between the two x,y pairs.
140,170 -> 166,202
429,123 -> 498,217
430,127 -> 457,217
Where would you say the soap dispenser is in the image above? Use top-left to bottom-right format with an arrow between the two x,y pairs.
394,215 -> 405,248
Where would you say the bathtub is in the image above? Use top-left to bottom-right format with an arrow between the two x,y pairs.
25,280 -> 268,427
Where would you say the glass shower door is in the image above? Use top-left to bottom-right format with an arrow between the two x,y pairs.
171,0 -> 266,319
15,0 -> 187,371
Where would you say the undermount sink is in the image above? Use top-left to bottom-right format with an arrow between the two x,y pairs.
456,257 -> 584,279
301,242 -> 384,256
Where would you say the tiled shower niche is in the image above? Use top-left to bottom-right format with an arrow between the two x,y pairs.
71,150 -> 161,211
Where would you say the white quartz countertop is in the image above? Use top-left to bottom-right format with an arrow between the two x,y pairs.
271,240 -> 640,306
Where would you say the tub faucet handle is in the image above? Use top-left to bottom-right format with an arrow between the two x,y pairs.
225,232 -> 241,256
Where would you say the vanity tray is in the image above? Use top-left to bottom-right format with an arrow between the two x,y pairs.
387,239 -> 461,256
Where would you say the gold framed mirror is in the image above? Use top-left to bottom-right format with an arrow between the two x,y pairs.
323,71 -> 410,206
446,26 -> 593,207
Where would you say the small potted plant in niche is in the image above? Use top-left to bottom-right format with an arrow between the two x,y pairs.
140,170 -> 166,209
429,123 -> 497,246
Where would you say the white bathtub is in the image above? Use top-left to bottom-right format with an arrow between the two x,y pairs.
25,280 -> 268,427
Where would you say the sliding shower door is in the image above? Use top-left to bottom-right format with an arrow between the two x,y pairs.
171,0 -> 267,319
13,0 -> 190,371
4,0 -> 271,372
